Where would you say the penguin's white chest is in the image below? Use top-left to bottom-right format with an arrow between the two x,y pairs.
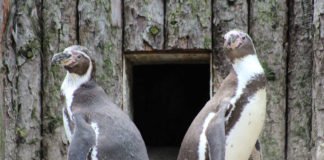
61,73 -> 89,142
225,88 -> 266,160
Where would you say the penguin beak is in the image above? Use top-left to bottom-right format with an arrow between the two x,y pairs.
224,34 -> 240,49
51,52 -> 72,65
224,37 -> 230,48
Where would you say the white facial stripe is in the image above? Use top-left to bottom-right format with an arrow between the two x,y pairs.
198,112 -> 216,160
73,50 -> 91,60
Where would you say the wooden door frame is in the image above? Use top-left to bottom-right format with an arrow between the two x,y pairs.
122,51 -> 212,119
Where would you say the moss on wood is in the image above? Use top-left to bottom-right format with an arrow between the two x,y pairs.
149,25 -> 160,36
261,61 -> 276,81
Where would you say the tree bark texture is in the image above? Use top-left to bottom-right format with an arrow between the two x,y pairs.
42,0 -> 77,159
78,0 -> 123,107
165,0 -> 212,49
286,0 -> 313,159
313,0 -> 324,159
212,0 -> 248,93
0,0 -> 323,160
0,0 -> 6,158
250,1 -> 288,160
124,0 -> 164,51
2,1 -> 42,160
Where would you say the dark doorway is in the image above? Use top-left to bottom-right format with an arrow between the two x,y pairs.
133,64 -> 210,160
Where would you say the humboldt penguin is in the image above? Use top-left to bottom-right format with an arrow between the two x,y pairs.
51,45 -> 149,160
177,30 -> 266,160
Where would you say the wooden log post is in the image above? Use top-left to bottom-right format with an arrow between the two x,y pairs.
286,0 -> 313,159
0,49 -> 4,160
0,59 -> 3,160
0,0 -> 6,158
14,0 -> 42,159
313,0 -> 324,159
250,0 -> 288,159
2,1 -> 17,159
41,0 -> 78,159
78,0 -> 123,106
2,0 -> 43,159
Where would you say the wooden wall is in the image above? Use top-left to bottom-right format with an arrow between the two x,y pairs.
0,0 -> 323,159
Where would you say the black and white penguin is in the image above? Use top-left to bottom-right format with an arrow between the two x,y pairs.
177,30 -> 267,160
51,45 -> 149,160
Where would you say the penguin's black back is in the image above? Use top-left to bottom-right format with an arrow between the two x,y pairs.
72,80 -> 149,160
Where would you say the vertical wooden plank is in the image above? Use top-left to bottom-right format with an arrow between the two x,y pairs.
250,0 -> 288,159
42,0 -> 77,159
166,0 -> 212,49
79,0 -> 123,106
15,0 -> 42,159
0,62 -> 4,160
313,0 -> 324,159
1,0 -> 43,159
286,0 -> 313,159
122,58 -> 134,118
212,0 -> 248,93
2,45 -> 17,159
0,55 -> 4,159
2,1 -> 17,159
124,0 -> 164,51
0,0 -> 5,158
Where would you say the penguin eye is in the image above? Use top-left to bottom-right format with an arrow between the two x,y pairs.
242,36 -> 246,40
77,55 -> 82,59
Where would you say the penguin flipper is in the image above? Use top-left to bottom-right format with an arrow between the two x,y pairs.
68,113 -> 96,160
206,102 -> 228,160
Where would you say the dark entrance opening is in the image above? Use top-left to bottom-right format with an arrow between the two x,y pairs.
133,64 -> 210,160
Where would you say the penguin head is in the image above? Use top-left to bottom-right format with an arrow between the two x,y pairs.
223,30 -> 256,62
52,45 -> 95,78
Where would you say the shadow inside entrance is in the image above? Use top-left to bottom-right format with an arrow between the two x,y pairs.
133,64 -> 210,160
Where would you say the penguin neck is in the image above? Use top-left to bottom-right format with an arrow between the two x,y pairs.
61,63 -> 93,95
232,54 -> 264,79
229,54 -> 264,105
61,63 -> 93,117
